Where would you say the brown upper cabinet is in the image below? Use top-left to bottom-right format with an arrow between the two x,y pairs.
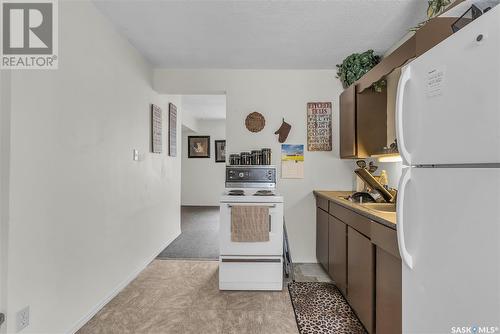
339,85 -> 387,159
340,1 -> 467,160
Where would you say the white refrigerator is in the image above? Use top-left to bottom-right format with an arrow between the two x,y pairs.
396,4 -> 500,334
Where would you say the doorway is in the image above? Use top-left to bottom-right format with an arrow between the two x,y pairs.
158,94 -> 226,260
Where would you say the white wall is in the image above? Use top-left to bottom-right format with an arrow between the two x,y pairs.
154,70 -> 354,262
0,69 -> 11,334
181,119 -> 226,206
4,1 -> 181,333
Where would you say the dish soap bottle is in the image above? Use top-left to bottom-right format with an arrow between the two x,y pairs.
379,170 -> 389,189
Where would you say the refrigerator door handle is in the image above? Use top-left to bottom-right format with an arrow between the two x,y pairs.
397,168 -> 414,269
396,66 -> 412,166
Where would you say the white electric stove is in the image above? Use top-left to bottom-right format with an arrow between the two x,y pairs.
219,165 -> 284,291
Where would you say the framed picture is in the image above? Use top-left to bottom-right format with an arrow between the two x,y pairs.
188,136 -> 210,158
151,104 -> 162,153
215,140 -> 226,163
168,103 -> 177,157
307,102 -> 332,151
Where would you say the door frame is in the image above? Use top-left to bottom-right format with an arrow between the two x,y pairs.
0,70 -> 12,333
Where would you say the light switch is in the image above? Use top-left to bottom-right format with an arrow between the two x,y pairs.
133,149 -> 139,161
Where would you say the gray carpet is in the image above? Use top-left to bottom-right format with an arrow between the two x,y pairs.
157,206 -> 220,260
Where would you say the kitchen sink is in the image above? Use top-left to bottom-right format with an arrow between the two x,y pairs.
361,203 -> 397,213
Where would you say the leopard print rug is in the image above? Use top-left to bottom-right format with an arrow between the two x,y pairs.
288,282 -> 367,334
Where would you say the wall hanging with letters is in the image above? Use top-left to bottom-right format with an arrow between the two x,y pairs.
307,102 -> 332,151
151,104 -> 162,153
168,103 -> 177,157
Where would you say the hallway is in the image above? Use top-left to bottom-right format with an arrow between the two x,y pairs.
158,206 -> 220,260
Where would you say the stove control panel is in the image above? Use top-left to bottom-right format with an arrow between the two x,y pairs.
226,166 -> 276,188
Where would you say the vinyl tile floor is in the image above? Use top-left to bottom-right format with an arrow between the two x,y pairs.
77,260 -> 299,334
293,263 -> 332,283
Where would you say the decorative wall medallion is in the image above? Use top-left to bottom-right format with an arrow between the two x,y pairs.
245,112 -> 266,133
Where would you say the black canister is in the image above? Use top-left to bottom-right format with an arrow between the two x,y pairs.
261,148 -> 271,165
251,150 -> 262,165
240,152 -> 251,165
229,154 -> 241,165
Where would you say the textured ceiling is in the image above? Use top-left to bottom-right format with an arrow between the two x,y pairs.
182,95 -> 226,120
94,0 -> 427,69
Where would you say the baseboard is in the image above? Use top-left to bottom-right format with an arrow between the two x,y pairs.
67,230 -> 181,334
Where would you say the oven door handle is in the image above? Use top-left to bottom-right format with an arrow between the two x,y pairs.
221,258 -> 281,263
227,204 -> 277,208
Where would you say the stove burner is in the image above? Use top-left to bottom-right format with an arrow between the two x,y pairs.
228,190 -> 245,196
254,190 -> 275,196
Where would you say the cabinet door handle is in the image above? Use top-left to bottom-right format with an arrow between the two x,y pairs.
396,65 -> 412,166
397,168 -> 414,269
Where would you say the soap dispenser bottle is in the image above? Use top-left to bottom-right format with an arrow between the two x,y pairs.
379,170 -> 389,189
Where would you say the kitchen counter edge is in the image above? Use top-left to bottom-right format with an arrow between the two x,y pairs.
313,190 -> 396,230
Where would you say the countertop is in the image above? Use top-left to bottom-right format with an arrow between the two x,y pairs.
313,190 -> 396,230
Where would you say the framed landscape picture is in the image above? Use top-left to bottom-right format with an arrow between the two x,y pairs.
215,140 -> 226,163
188,136 -> 210,158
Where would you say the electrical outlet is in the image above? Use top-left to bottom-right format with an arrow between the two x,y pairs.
133,149 -> 139,161
16,306 -> 29,332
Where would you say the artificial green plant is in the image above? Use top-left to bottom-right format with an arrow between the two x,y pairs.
336,50 -> 385,93
411,0 -> 453,31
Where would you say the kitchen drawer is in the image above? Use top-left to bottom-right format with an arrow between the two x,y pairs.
316,196 -> 329,212
329,201 -> 371,238
371,222 -> 400,259
219,257 -> 283,291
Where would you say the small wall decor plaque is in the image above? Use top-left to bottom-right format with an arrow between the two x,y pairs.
151,104 -> 162,153
245,112 -> 266,133
168,103 -> 177,157
188,136 -> 210,158
307,102 -> 332,151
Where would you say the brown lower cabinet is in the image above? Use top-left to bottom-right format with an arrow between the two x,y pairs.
328,216 -> 347,296
316,195 -> 402,334
376,247 -> 402,334
347,227 -> 375,333
316,208 -> 329,271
